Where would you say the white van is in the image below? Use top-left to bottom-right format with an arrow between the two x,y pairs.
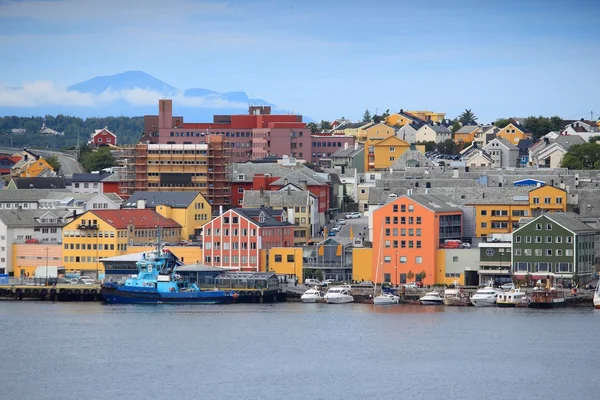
304,279 -> 322,287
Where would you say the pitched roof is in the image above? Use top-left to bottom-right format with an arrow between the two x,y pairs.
390,147 -> 435,170
407,194 -> 463,213
72,172 -> 114,183
554,135 -> 586,150
90,209 -> 181,229
329,144 -> 364,158
0,210 -> 67,228
418,123 -> 450,134
124,191 -> 204,208
0,189 -> 70,202
229,162 -> 317,183
231,208 -> 292,227
270,169 -> 327,187
242,190 -> 313,208
488,137 -> 518,150
10,177 -> 67,189
455,125 -> 480,134
542,213 -> 596,234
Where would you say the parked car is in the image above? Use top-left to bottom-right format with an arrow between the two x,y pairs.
79,276 -> 95,285
403,281 -> 423,289
304,279 -> 322,287
346,212 -> 362,219
331,225 -> 341,232
328,230 -> 337,237
25,238 -> 40,244
501,283 -> 515,290
337,219 -> 346,225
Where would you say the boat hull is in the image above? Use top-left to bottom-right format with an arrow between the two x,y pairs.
374,295 -> 399,305
325,296 -> 354,304
101,287 -> 236,305
594,293 -> 600,309
301,296 -> 322,303
470,298 -> 497,307
420,299 -> 443,305
443,298 -> 471,306
528,300 -> 566,309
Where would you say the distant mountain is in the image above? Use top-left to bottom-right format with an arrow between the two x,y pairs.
68,70 -> 176,94
0,71 -> 309,121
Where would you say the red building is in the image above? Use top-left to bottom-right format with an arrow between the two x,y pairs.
90,127 -> 117,147
202,208 -> 294,271
0,155 -> 22,175
142,100 -> 311,163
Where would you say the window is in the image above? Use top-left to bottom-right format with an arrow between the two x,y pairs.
401,205 -> 406,212
524,249 -> 532,256
274,255 -> 282,262
384,256 -> 391,263
545,249 -> 552,256
525,236 -> 532,243
400,256 -> 407,263
393,205 -> 398,212
533,197 -> 540,204
416,217 -> 421,224
546,224 -> 552,230
535,223 -> 542,230
408,205 -> 414,212
481,222 -> 487,228
555,249 -> 562,256
515,236 -> 521,243
556,236 -> 562,243
416,241 -> 421,248
544,197 -> 551,204
535,249 -> 542,256
535,236 -> 542,243
415,256 -> 422,264
556,197 -> 563,204
287,254 -> 294,262
481,210 -> 487,216
452,256 -> 458,262
565,249 -> 573,256
515,249 -> 521,256
545,236 -> 552,243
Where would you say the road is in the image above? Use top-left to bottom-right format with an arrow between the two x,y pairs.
325,212 -> 369,245
0,147 -> 84,177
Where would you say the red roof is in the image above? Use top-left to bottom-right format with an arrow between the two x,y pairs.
90,209 -> 181,229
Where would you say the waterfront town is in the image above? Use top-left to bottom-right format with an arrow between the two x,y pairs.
0,100 -> 599,306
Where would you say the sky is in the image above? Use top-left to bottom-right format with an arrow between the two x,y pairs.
1,0 -> 600,123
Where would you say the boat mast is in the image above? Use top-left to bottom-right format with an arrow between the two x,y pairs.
374,225 -> 384,297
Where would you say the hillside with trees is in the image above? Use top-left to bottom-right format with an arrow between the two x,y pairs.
0,115 -> 144,150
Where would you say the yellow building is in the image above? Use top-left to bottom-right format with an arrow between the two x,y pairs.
12,243 -> 62,277
332,122 -> 373,137
471,185 -> 567,238
125,191 -> 211,240
386,111 -> 417,127
496,122 -> 532,145
352,247 -> 373,282
405,110 -> 446,123
366,135 -> 410,171
264,247 -> 304,282
62,209 -> 182,279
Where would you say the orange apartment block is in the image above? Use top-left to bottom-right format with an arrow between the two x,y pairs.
372,194 -> 463,286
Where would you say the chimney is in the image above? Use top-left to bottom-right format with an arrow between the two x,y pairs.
136,199 -> 146,209
299,180 -> 308,190
219,205 -> 223,215
284,178 -> 288,186
344,143 -> 348,150
354,142 -> 359,150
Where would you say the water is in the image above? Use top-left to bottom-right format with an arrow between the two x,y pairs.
1,301 -> 598,400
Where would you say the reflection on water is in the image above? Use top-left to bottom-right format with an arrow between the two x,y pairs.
1,301 -> 599,400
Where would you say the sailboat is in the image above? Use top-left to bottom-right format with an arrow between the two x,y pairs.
373,226 -> 400,305
593,284 -> 600,309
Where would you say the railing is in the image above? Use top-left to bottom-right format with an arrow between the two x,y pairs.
77,224 -> 98,230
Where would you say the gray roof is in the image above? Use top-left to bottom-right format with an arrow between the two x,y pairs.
124,191 -> 203,208
232,208 -> 292,227
543,213 -> 597,234
421,123 -> 450,134
10,177 -> 68,189
0,189 -> 70,202
229,162 -> 319,183
243,190 -> 312,208
0,209 -> 68,228
390,147 -> 435,170
270,169 -> 327,187
72,172 -> 114,183
455,125 -> 480,134
554,135 -> 586,150
489,137 -> 518,150
329,145 -> 364,159
407,194 -> 463,213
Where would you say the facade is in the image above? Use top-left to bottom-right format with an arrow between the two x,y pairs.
202,208 -> 294,271
242,189 -> 319,244
511,213 -> 597,283
90,127 -> 117,147
311,134 -> 355,163
116,139 -> 230,205
532,135 -> 586,168
453,125 -> 481,144
0,210 -> 68,275
62,209 -> 181,279
496,122 -> 532,145
329,143 -> 365,174
371,194 -> 462,285
436,248 -> 480,285
12,243 -> 63,278
405,110 -> 446,123
396,122 -> 422,144
123,191 -> 211,240
415,123 -> 452,144
483,138 -> 519,168
269,170 -> 330,218
367,135 -> 410,171
264,247 -> 303,282
72,172 -> 118,194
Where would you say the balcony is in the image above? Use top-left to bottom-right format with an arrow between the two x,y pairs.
77,223 -> 99,230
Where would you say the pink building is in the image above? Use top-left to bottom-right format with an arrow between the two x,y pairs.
310,134 -> 355,163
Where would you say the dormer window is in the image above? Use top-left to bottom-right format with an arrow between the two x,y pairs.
259,213 -> 265,223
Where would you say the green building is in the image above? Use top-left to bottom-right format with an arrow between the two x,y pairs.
511,213 -> 597,284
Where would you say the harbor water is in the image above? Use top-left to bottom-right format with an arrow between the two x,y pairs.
1,301 -> 598,400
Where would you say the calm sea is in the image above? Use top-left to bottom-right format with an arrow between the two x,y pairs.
1,301 -> 598,400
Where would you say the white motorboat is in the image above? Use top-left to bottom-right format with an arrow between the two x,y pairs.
419,291 -> 443,305
300,288 -> 323,303
374,293 -> 400,305
470,280 -> 502,307
324,286 -> 354,304
594,285 -> 600,309
443,280 -> 471,306
496,288 -> 528,307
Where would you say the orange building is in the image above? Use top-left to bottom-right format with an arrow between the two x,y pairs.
372,194 -> 463,286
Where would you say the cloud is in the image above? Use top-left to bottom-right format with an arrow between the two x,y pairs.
0,81 -> 250,109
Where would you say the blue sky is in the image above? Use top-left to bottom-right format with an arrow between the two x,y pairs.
1,0 -> 599,123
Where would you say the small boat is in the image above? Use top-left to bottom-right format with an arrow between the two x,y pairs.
324,286 -> 354,304
594,285 -> 600,309
470,280 -> 502,307
101,246 -> 237,305
301,288 -> 324,303
496,288 -> 529,307
528,287 -> 566,309
419,291 -> 443,305
443,280 -> 471,306
374,292 -> 400,305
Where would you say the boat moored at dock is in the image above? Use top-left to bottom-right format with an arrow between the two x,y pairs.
470,280 -> 502,307
101,246 -> 237,305
419,291 -> 443,305
443,281 -> 471,306
594,285 -> 600,309
324,286 -> 354,304
301,288 -> 324,303
528,287 -> 566,309
496,288 -> 529,307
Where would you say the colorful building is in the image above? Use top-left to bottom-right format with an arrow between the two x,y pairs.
386,110 -> 426,127
264,247 -> 304,282
71,172 -> 120,194
366,135 -> 410,171
352,247 -> 373,282
202,208 -> 294,271
123,191 -> 211,240
12,243 -> 63,278
372,194 -> 463,285
90,127 -> 117,147
62,209 -> 182,279
405,110 -> 446,123
496,122 -> 532,145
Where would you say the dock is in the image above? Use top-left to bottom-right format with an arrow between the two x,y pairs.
0,284 -> 103,301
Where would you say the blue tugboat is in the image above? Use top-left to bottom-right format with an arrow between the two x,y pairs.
101,246 -> 237,304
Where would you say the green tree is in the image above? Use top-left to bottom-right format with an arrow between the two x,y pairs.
320,120 -> 332,131
80,147 -> 116,172
416,270 -> 427,282
523,116 -> 564,140
561,142 -> 600,170
362,109 -> 372,123
381,109 -> 390,119
372,114 -> 382,123
458,109 -> 478,125
45,155 -> 61,173
451,120 -> 462,133
314,269 -> 324,281
307,122 -> 319,133
407,270 -> 414,281
493,118 -> 511,128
